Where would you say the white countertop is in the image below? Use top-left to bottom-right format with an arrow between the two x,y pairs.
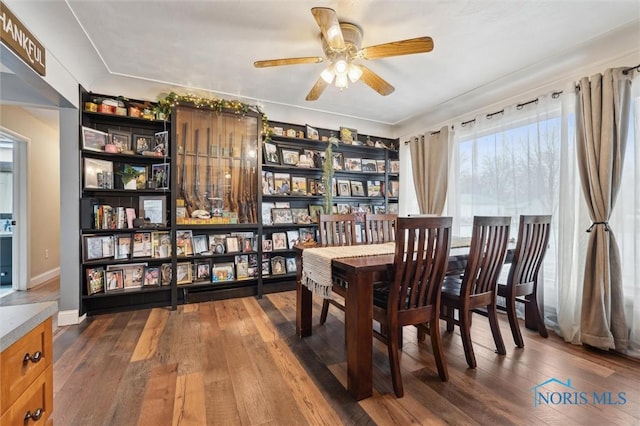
0,302 -> 58,351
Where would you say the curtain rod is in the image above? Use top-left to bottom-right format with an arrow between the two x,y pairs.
623,63 -> 640,74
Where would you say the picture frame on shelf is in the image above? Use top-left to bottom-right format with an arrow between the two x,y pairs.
133,134 -> 153,154
83,235 -> 114,261
225,235 -> 240,253
261,260 -> 270,276
274,201 -> 290,208
263,141 -> 280,164
262,239 -> 273,252
299,227 -> 316,243
160,263 -> 172,286
208,234 -> 228,254
261,202 -> 275,225
139,195 -> 166,225
84,158 -> 113,189
286,257 -> 297,274
344,158 -> 362,172
154,130 -> 168,155
195,261 -> 211,281
359,203 -> 373,214
290,176 -> 307,195
108,129 -> 132,152
361,159 -> 377,172
337,179 -> 351,196
86,267 -> 105,295
114,235 -> 132,260
286,230 -> 300,248
389,160 -> 400,174
192,234 -> 208,255
176,230 -> 194,256
176,262 -> 192,285
332,152 -> 344,170
306,124 -> 319,140
280,148 -> 300,166
315,181 -> 325,195
116,164 -> 147,190
336,203 -> 351,214
308,205 -> 324,223
235,255 -> 250,280
291,208 -> 311,224
373,205 -> 386,214
272,232 -> 287,250
143,266 -> 160,286
262,171 -> 275,195
388,203 -> 399,214
376,159 -> 386,173
120,263 -> 146,288
271,208 -> 293,224
271,256 -> 287,275
273,173 -> 291,195
105,269 -> 124,292
389,180 -> 399,197
82,126 -> 108,152
151,231 -> 171,258
132,232 -> 152,258
340,127 -> 357,144
307,178 -> 317,195
350,180 -> 365,197
151,163 -> 169,189
212,262 -> 235,282
366,180 -> 381,197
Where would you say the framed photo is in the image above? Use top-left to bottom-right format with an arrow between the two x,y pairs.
263,141 -> 280,164
306,124 -> 319,140
291,208 -> 311,224
350,180 -> 365,197
235,255 -> 250,280
226,235 -> 240,253
361,159 -> 378,172
114,235 -> 132,260
374,205 -> 386,214
262,239 -> 273,252
271,256 -> 287,275
154,130 -> 168,155
345,158 -> 362,172
176,262 -> 192,285
192,234 -> 208,255
139,195 -> 166,225
84,158 -> 113,189
336,203 -> 351,214
273,173 -> 291,195
308,205 -> 324,223
290,176 -> 307,195
84,235 -> 114,261
315,181 -> 326,195
261,202 -> 274,225
299,227 -> 316,243
108,129 -> 132,152
388,203 -> 399,214
176,230 -> 194,256
272,232 -> 287,250
280,148 -> 300,166
286,257 -> 297,274
332,152 -> 344,170
271,208 -> 293,224
376,159 -> 387,173
132,232 -> 152,258
389,160 -> 400,174
160,263 -> 172,286
340,127 -> 357,144
261,260 -> 270,276
105,270 -> 124,292
212,262 -> 235,282
359,203 -> 373,214
208,234 -> 228,254
143,266 -> 160,286
151,231 -> 171,258
195,261 -> 211,281
82,126 -> 108,152
286,230 -> 300,248
151,163 -> 169,189
337,179 -> 351,197
117,164 -> 147,190
242,236 -> 254,253
307,178 -> 317,195
389,180 -> 400,197
121,263 -> 146,289
262,171 -> 274,195
86,267 -> 105,295
133,134 -> 153,154
367,180 -> 382,197
274,202 -> 290,208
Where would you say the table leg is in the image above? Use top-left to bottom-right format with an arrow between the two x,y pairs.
345,270 -> 373,400
296,256 -> 312,338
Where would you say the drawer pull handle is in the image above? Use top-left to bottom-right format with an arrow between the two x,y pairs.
22,351 -> 42,364
24,408 -> 43,422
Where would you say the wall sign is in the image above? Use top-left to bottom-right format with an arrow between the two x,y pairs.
0,1 -> 46,76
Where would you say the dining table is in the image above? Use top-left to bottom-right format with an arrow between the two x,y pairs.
295,241 -> 541,400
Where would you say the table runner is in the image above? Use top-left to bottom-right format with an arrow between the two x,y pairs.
301,242 -> 395,298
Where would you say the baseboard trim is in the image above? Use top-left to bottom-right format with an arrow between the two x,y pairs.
58,309 -> 86,326
29,267 -> 60,288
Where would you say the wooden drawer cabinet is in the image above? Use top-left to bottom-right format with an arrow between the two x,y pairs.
0,317 -> 53,425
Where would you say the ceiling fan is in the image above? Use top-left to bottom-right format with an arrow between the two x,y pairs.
254,7 -> 434,101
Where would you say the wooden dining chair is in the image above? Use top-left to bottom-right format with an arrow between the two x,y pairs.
318,213 -> 357,325
496,214 -> 551,347
364,213 -> 397,244
372,216 -> 452,397
439,216 -> 510,368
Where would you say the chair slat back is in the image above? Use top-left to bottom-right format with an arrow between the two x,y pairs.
508,215 -> 552,287
364,214 -> 397,244
463,216 -> 510,297
318,214 -> 357,247
389,217 -> 452,322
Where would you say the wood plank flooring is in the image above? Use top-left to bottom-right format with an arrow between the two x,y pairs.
8,281 -> 639,425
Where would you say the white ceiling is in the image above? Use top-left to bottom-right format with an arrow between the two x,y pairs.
4,1 -> 640,130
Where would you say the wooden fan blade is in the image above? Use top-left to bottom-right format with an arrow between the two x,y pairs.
359,65 -> 395,96
311,7 -> 345,50
305,77 -> 329,101
361,36 -> 433,60
254,57 -> 324,68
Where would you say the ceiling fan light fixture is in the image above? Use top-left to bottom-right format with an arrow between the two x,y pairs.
334,59 -> 348,75
335,73 -> 348,89
326,25 -> 342,44
347,64 -> 363,83
320,66 -> 335,84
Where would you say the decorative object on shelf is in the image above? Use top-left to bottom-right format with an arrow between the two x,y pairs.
108,129 -> 132,153
133,134 -> 153,154
82,126 -> 108,151
340,127 -> 357,144
86,267 -> 105,295
117,164 -> 147,190
306,125 -> 319,140
83,158 -> 113,189
263,141 -> 280,164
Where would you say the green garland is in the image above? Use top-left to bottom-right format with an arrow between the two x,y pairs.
155,92 -> 269,136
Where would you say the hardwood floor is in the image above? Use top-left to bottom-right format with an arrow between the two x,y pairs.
11,282 -> 638,425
